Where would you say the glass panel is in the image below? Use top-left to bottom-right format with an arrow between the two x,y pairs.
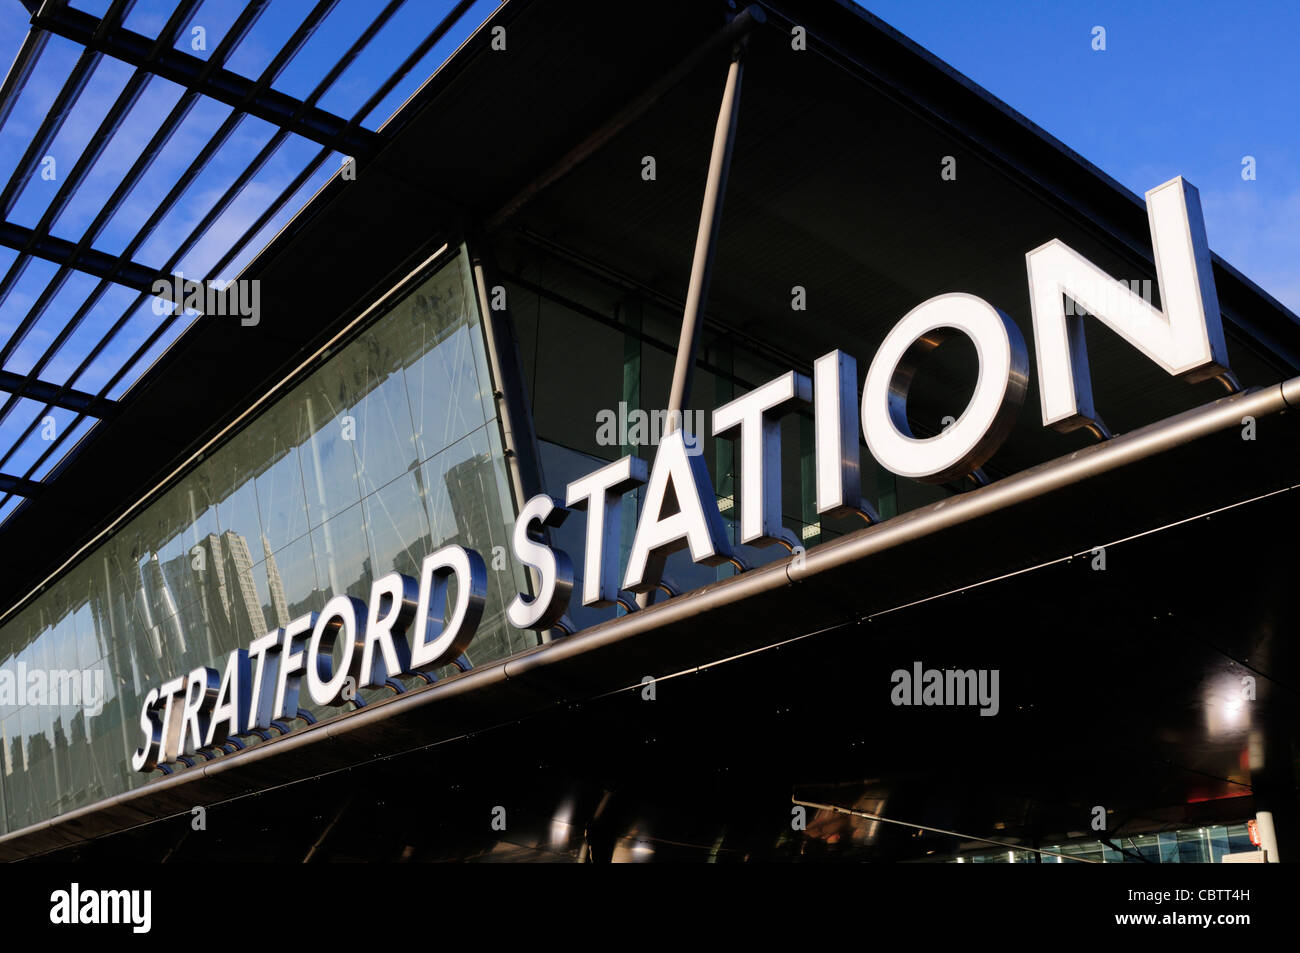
0,248 -> 524,831
507,251 -> 915,603
256,533 -> 322,632
311,500 -> 372,604
364,470 -> 432,581
422,425 -> 532,666
538,440 -> 621,634
297,361 -> 362,529
252,399 -> 312,556
344,328 -> 420,497
394,262 -> 489,463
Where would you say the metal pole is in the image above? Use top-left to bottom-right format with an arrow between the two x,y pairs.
473,256 -> 531,513
664,38 -> 747,437
1256,811 -> 1281,863
640,35 -> 748,610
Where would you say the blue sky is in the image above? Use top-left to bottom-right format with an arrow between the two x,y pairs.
861,0 -> 1300,312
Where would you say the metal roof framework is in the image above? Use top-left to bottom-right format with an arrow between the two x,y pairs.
0,0 -> 493,523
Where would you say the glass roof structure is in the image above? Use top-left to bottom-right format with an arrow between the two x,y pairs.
0,0 -> 501,529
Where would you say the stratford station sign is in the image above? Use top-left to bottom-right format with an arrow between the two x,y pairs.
131,177 -> 1232,771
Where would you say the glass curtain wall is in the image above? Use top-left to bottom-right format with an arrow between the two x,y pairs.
0,246 -> 530,834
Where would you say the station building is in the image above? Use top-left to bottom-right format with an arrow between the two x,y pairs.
0,0 -> 1297,862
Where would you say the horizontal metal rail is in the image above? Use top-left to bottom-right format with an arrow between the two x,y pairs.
790,798 -> 1101,863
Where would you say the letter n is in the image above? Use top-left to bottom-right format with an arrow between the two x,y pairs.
1025,177 -> 1231,436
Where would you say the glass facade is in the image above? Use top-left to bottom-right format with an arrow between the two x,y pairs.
960,823 -> 1258,863
0,237 -> 955,835
0,247 -> 531,835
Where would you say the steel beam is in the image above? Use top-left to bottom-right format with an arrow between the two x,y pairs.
470,250 -> 548,514
0,0 -> 341,438
65,0 -> 474,417
0,371 -> 115,419
640,19 -> 753,609
0,29 -> 50,132
0,2 -> 115,220
46,0 -> 423,424
0,0 -> 266,373
0,473 -> 42,498
0,221 -> 158,291
338,0 -> 479,141
0,0 -> 472,503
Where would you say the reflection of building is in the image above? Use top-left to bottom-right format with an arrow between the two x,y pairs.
132,557 -> 166,662
187,531 -> 266,649
439,448 -> 518,657
444,451 -> 497,556
261,534 -> 290,629
191,534 -> 236,650
220,531 -> 265,645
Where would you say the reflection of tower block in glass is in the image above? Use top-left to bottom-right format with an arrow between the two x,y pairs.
191,531 -> 266,646
261,534 -> 290,629
191,533 -> 236,648
159,550 -> 191,609
442,449 -> 510,646
141,554 -> 186,655
443,450 -> 495,553
220,531 -> 267,643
